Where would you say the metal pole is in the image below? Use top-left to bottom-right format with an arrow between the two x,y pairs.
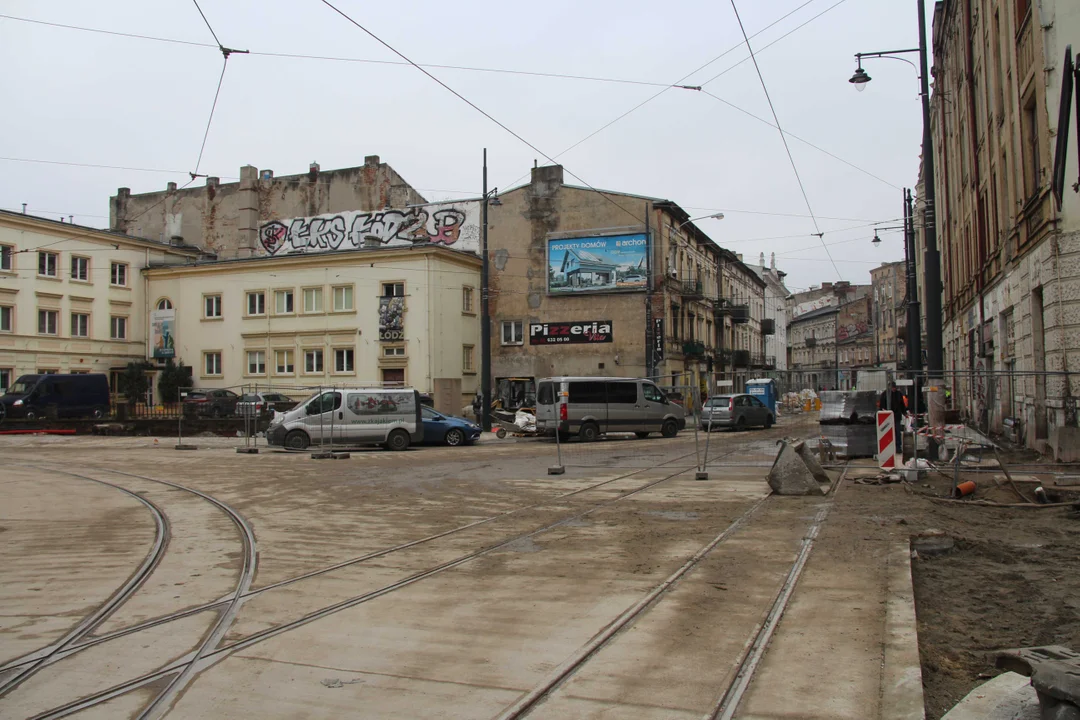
918,0 -> 944,378
904,188 -> 922,375
645,203 -> 654,378
481,148 -> 492,433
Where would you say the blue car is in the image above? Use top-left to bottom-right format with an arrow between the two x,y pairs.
421,406 -> 482,446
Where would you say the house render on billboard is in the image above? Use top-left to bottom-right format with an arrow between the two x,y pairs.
487,164 -> 763,406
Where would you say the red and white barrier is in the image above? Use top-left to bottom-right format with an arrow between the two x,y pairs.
876,411 -> 898,469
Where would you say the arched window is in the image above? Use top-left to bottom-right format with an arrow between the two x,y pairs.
156,298 -> 173,310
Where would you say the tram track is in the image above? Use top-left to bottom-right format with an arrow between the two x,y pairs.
17,443 -> 743,719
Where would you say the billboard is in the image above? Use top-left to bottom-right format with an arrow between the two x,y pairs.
257,200 -> 481,257
379,297 -> 405,342
547,233 -> 648,295
529,321 -> 613,345
150,309 -> 175,359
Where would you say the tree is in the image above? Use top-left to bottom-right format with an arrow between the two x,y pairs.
157,358 -> 193,404
118,360 -> 153,404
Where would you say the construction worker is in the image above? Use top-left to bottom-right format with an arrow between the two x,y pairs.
878,381 -> 906,429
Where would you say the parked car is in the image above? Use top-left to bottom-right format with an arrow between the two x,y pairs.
267,387 -> 423,451
535,377 -> 686,441
183,389 -> 240,417
700,393 -> 774,431
421,406 -> 481,446
0,373 -> 110,420
237,392 -> 296,418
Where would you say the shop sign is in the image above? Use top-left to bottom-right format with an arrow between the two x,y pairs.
529,320 -> 613,345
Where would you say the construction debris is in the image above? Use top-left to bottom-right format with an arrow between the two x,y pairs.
767,439 -> 827,496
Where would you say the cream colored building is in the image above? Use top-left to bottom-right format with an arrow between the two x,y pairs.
0,210 -> 199,394
143,244 -> 481,412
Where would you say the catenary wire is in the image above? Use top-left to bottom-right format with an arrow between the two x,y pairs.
194,58 -> 229,177
728,0 -> 840,281
190,0 -> 222,48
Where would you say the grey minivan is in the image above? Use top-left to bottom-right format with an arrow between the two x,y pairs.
700,393 -> 774,431
535,377 -> 686,441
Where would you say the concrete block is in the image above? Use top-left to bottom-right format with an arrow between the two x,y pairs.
236,447 -> 259,454
794,441 -> 831,485
1049,426 -> 1080,462
767,441 -> 825,496
547,465 -> 565,475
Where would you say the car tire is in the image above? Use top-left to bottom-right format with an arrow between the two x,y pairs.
25,410 -> 37,421
93,407 -> 106,419
635,431 -> 650,439
211,407 -> 222,418
661,419 -> 678,438
764,415 -> 773,429
579,422 -> 599,443
387,429 -> 411,451
445,428 -> 466,447
496,428 -> 507,439
285,430 -> 309,450
735,416 -> 747,431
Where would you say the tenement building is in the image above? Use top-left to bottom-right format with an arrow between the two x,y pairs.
930,0 -> 1080,451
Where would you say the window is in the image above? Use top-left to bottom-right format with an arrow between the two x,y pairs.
275,349 -> 294,374
247,350 -> 266,375
71,312 -> 89,338
275,289 -> 294,314
304,349 -> 324,373
156,298 -> 173,310
331,285 -> 353,312
0,244 -> 12,272
334,348 -> 354,373
462,344 -> 475,373
642,384 -> 665,403
110,316 -> 127,340
1023,96 -> 1040,197
247,291 -> 266,316
383,346 -> 406,357
569,381 -> 606,403
110,262 -> 128,287
382,282 -> 405,297
204,294 -> 222,318
462,286 -> 475,313
204,352 -> 222,376
537,382 -> 554,405
0,368 -> 10,394
501,320 -> 524,345
71,256 -> 89,281
0,305 -> 11,332
38,309 -> 58,335
303,287 -> 323,313
38,252 -> 58,277
606,382 -> 638,404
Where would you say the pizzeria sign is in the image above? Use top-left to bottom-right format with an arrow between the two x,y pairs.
529,320 -> 613,345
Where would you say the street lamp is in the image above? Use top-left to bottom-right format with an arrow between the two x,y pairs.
677,212 -> 725,230
480,149 -> 498,433
849,0 -> 942,380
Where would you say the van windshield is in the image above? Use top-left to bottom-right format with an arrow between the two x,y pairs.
7,378 -> 38,395
704,396 -> 732,407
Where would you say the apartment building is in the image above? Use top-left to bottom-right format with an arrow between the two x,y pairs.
869,261 -> 905,369
0,210 -> 200,393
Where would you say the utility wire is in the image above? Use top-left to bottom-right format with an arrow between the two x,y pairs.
194,58 -> 229,178
0,156 -> 188,175
190,0 -> 222,47
729,0 -> 840,280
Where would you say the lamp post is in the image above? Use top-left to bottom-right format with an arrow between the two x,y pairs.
480,149 -> 498,433
849,0 -> 942,379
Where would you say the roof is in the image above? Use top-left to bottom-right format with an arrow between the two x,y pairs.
0,208 -> 202,254
789,306 -> 838,324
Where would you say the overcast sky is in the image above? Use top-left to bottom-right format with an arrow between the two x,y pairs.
0,0 -> 930,292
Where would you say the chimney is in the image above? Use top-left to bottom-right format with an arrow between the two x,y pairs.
260,168 -> 274,181
759,252 -> 765,268
736,253 -> 743,262
770,252 -> 776,270
364,155 -> 380,168
167,181 -> 177,192
309,162 -> 320,182
822,281 -> 833,290
237,165 -> 259,258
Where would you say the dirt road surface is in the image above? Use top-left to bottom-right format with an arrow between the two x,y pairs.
0,417 -> 932,719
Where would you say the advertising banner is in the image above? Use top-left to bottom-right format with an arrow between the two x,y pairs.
257,200 -> 481,257
653,318 -> 665,362
150,309 -> 175,358
547,233 -> 648,295
529,321 -> 613,345
379,297 -> 405,342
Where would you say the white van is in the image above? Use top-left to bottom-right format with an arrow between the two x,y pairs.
535,377 -> 686,441
267,387 -> 423,451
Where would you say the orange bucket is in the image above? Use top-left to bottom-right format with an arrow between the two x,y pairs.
953,480 -> 977,498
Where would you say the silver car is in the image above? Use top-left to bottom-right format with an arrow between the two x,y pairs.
701,393 -> 774,431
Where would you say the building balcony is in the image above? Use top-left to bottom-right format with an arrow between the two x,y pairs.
732,349 -> 750,367
730,305 -> 750,324
682,340 -> 707,358
675,279 -> 705,299
761,318 -> 775,335
805,337 -> 817,348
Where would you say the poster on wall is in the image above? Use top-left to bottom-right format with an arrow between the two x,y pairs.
547,233 -> 648,295
379,297 -> 405,342
257,200 -> 481,257
653,318 -> 664,362
529,321 -> 613,345
151,309 -> 175,358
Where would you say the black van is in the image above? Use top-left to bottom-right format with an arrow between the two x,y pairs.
0,374 -> 111,420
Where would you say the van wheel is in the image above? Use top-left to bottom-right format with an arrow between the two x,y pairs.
387,429 -> 411,451
579,422 -> 599,443
284,430 -> 310,450
661,419 -> 678,438
764,415 -> 773,429
635,431 -> 650,439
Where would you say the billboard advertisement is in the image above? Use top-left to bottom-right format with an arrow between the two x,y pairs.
150,309 -> 175,359
379,297 -> 405,342
547,233 -> 648,295
529,321 -> 613,345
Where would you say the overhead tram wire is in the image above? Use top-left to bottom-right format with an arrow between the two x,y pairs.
728,0 -> 841,281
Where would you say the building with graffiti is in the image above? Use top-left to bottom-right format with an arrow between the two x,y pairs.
142,244 -> 481,414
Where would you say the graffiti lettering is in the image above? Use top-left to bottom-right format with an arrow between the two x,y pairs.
836,321 -> 870,341
257,202 -> 480,257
